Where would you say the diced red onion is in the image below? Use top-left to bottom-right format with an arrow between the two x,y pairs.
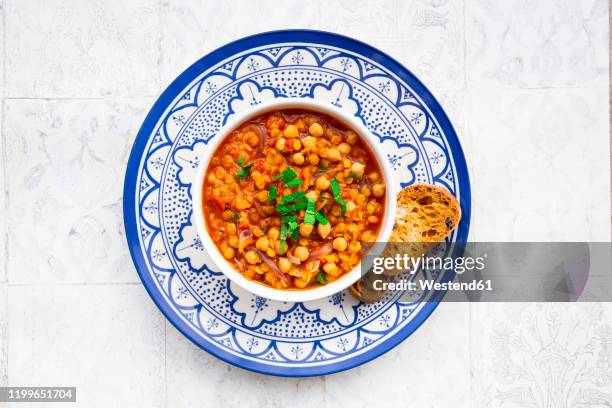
287,254 -> 301,265
308,243 -> 333,260
238,228 -> 253,253
255,248 -> 280,273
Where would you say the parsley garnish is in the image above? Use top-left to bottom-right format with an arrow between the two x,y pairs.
235,157 -> 254,181
275,167 -> 298,184
304,198 -> 316,225
315,211 -> 329,225
316,271 -> 328,285
330,179 -> 346,214
281,191 -> 306,203
285,178 -> 302,188
267,185 -> 277,203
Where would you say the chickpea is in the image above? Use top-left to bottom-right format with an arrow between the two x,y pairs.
226,223 -> 237,234
222,209 -> 235,221
309,122 -> 324,137
268,227 -> 280,240
292,152 -> 305,165
330,134 -> 342,145
350,162 -> 365,178
323,262 -> 340,277
256,237 -> 270,251
337,142 -> 351,155
346,200 -> 357,213
266,248 -> 276,258
229,236 -> 239,248
302,136 -> 317,149
324,148 -> 341,162
294,277 -> 309,289
245,250 -> 261,264
275,137 -> 286,151
303,190 -> 316,200
255,191 -> 268,203
235,196 -> 252,210
284,124 -> 299,138
348,241 -> 361,253
207,173 -> 220,186
278,257 -> 291,273
333,237 -> 348,252
315,175 -> 330,190
372,183 -> 386,197
222,154 -> 234,169
308,154 -> 320,165
292,140 -> 302,150
361,230 -> 376,243
300,223 -> 314,237
246,131 -> 259,148
293,246 -> 310,262
346,131 -> 358,145
223,246 -> 235,259
367,172 -> 380,183
368,215 -> 379,224
317,222 -> 332,238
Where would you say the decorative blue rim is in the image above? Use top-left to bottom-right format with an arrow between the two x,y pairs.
123,29 -> 471,377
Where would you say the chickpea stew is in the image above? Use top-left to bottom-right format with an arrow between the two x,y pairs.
202,109 -> 386,290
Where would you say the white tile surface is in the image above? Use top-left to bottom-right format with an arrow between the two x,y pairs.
466,88 -> 610,241
325,302 -> 470,407
0,284 -> 6,387
4,98 -> 152,284
7,284 -> 165,407
471,303 -> 612,408
165,322 -> 326,408
159,0 -> 324,84
4,0 -> 161,98
466,0 -> 609,88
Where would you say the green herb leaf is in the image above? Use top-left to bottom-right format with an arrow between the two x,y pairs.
330,178 -> 346,214
281,191 -> 306,203
274,167 -> 298,184
330,178 -> 341,197
235,157 -> 246,167
294,198 -> 307,211
316,271 -> 328,285
336,196 -> 347,214
276,203 -> 296,215
267,185 -> 278,204
288,220 -> 299,241
284,178 -> 302,188
318,165 -> 328,173
304,199 -> 316,225
282,214 -> 297,224
279,222 -> 289,254
315,211 -> 329,225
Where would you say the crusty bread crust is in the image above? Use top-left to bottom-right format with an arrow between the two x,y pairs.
351,184 -> 461,302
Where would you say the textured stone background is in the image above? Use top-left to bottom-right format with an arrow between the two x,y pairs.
0,1 -> 610,407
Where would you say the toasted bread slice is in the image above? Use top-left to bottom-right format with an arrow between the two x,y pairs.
391,184 -> 461,243
351,184 -> 461,302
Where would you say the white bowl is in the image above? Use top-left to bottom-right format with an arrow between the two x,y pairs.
192,98 -> 397,302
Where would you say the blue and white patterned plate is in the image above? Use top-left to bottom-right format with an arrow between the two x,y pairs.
123,30 -> 470,376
